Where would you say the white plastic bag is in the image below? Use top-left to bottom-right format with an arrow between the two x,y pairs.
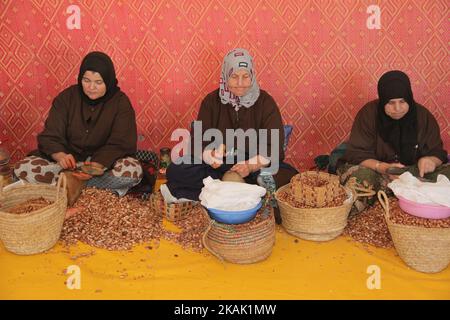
388,172 -> 450,207
199,176 -> 266,211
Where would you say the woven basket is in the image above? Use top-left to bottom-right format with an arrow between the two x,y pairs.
0,173 -> 67,255
378,191 -> 450,273
149,191 -> 196,221
291,171 -> 341,207
202,202 -> 275,264
275,183 -> 374,241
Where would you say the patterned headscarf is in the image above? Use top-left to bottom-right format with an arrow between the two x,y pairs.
219,48 -> 260,110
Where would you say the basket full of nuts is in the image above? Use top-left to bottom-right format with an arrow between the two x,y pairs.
378,191 -> 450,273
275,173 -> 375,241
0,173 -> 67,255
149,191 -> 197,221
290,171 -> 341,208
201,200 -> 275,264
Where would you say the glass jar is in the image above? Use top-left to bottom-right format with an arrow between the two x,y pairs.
257,169 -> 278,209
159,147 -> 171,172
0,146 -> 12,188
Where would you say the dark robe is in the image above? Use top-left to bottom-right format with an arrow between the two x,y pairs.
35,85 -> 137,169
166,89 -> 298,200
340,100 -> 447,166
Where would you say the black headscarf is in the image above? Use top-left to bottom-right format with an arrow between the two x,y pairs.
377,70 -> 418,165
77,51 -> 120,106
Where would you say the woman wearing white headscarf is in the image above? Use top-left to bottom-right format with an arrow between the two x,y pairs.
166,48 -> 297,222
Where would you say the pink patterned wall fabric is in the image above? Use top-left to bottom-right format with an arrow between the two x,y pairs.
1,0 -> 448,170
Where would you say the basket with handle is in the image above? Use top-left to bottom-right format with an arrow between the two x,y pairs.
0,173 -> 68,255
275,182 -> 375,241
377,190 -> 450,273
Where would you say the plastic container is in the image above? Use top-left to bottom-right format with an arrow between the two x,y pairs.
397,196 -> 450,220
206,200 -> 263,224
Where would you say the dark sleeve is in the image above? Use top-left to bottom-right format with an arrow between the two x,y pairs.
342,104 -> 378,164
419,110 -> 448,163
261,93 -> 285,162
90,96 -> 137,168
37,94 -> 69,157
193,94 -> 217,153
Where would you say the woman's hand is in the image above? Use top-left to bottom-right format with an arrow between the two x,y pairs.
203,144 -> 225,169
230,155 -> 270,178
418,156 -> 441,177
52,152 -> 76,169
230,162 -> 253,178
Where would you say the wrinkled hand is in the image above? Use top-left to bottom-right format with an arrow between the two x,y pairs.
203,144 -> 225,169
418,156 -> 437,178
230,162 -> 254,178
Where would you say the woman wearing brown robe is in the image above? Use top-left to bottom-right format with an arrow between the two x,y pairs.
166,48 -> 298,223
338,70 -> 449,213
14,52 -> 142,196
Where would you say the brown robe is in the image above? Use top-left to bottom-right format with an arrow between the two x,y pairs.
193,88 -> 285,162
36,85 -> 137,168
341,100 -> 447,165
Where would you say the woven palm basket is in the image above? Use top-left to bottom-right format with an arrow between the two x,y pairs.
202,201 -> 275,264
378,191 -> 450,273
275,183 -> 374,241
149,191 -> 197,221
0,173 -> 67,255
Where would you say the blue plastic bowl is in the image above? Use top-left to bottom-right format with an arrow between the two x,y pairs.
206,200 -> 263,224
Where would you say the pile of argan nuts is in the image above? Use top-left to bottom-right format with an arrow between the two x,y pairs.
344,197 -> 450,248
60,188 -> 210,251
343,200 -> 394,248
162,204 -> 210,252
389,198 -> 450,228
277,186 -> 347,208
6,197 -> 53,214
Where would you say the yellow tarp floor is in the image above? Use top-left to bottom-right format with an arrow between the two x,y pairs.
1,224 -> 449,300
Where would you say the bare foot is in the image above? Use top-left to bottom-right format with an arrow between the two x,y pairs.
65,207 -> 83,219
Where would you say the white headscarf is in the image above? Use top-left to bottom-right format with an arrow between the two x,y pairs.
219,48 -> 260,111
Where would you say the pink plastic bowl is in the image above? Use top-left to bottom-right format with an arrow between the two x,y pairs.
397,196 -> 450,219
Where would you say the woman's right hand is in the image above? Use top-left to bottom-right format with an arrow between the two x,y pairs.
52,152 -> 76,169
202,144 -> 225,169
380,162 -> 405,180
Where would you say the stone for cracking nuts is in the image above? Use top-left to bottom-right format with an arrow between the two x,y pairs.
222,171 -> 245,183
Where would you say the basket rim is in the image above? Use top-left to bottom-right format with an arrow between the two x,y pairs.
0,184 -> 66,218
275,183 -> 354,211
385,217 -> 450,232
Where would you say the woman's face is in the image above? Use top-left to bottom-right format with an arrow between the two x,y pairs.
227,69 -> 252,97
81,71 -> 106,100
384,98 -> 409,120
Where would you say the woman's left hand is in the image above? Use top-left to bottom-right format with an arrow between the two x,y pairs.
230,162 -> 254,178
418,156 -> 437,177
